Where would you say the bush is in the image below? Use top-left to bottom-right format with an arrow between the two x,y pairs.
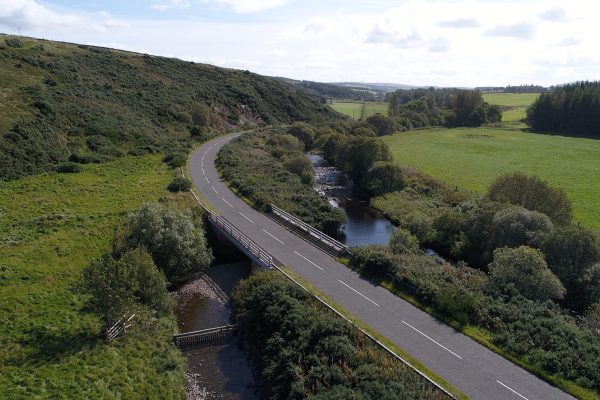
282,153 -> 313,176
167,177 -> 192,192
488,246 -> 565,301
366,162 -> 405,196
349,246 -> 398,277
366,114 -> 395,136
191,103 -> 212,127
287,122 -> 316,150
79,247 -> 170,323
163,152 -> 187,168
488,173 -> 573,225
124,202 -> 213,281
491,206 -> 554,249
389,228 -> 420,255
4,38 -> 23,48
55,162 -> 82,173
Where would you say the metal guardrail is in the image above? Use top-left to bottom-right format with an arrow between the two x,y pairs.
106,314 -> 135,342
173,324 -> 238,349
270,204 -> 350,256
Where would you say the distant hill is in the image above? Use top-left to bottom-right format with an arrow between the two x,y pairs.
331,82 -> 423,92
0,34 -> 342,180
275,77 -> 383,100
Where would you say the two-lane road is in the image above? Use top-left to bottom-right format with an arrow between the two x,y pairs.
189,133 -> 574,400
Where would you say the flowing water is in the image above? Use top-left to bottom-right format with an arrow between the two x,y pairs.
308,154 -> 396,246
172,261 -> 257,400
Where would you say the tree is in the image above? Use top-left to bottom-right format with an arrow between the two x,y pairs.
334,136 -> 392,192
366,162 -> 404,196
542,226 -> 600,311
167,177 -> 192,192
125,202 -> 213,281
488,173 -> 572,225
365,114 -> 395,136
488,246 -> 565,301
491,206 -> 554,249
451,90 -> 483,126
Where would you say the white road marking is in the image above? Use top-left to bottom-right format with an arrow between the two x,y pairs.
263,229 -> 285,245
338,280 -> 379,307
205,176 -> 210,183
401,321 -> 463,359
294,251 -> 323,270
238,212 -> 255,224
211,186 -> 219,194
202,167 -> 206,175
496,381 -> 529,400
222,198 -> 234,208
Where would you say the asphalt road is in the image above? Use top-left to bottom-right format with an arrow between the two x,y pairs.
189,133 -> 574,400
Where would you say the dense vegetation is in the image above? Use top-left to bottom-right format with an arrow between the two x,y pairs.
386,88 -> 501,131
277,78 -> 383,101
0,154 -> 189,399
231,271 -> 447,400
216,126 -> 346,233
0,34 -> 342,180
527,81 -> 600,136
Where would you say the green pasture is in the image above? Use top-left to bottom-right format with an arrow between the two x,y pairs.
330,101 -> 388,120
383,127 -> 600,229
0,155 -> 186,399
483,93 -> 541,123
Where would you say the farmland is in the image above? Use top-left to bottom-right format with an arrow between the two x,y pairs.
483,92 -> 540,123
382,127 -> 600,228
330,101 -> 388,119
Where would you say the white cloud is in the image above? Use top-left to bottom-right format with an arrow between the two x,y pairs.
485,22 -> 536,40
212,0 -> 288,13
540,7 -> 566,22
151,0 -> 192,11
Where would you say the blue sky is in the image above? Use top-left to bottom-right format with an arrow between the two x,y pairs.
1,0 -> 599,86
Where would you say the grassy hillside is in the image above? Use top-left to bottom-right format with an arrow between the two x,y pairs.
0,34 -> 342,180
383,127 -> 600,228
0,154 -> 188,399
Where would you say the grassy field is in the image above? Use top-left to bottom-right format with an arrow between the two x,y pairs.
0,155 -> 187,399
383,127 -> 600,229
483,92 -> 540,123
330,101 -> 388,119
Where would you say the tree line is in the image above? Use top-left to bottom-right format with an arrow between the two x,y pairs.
526,81 -> 600,136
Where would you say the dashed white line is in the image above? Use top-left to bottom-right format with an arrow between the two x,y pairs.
338,280 -> 380,307
401,320 -> 463,359
222,198 -> 234,208
263,229 -> 285,245
294,251 -> 323,270
211,186 -> 219,195
238,212 -> 255,224
496,381 -> 529,400
204,176 -> 210,183
202,167 -> 206,175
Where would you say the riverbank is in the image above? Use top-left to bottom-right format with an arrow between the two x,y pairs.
172,262 -> 257,400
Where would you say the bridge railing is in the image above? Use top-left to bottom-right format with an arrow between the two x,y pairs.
190,190 -> 274,268
270,204 -> 350,256
173,324 -> 238,349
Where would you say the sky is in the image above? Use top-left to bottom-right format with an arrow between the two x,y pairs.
1,0 -> 599,87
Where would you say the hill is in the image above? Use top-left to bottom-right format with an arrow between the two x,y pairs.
0,34 -> 342,180
275,77 -> 384,100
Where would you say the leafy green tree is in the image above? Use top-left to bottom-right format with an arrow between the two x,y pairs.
488,173 -> 573,225
366,162 -> 404,196
491,206 -> 554,249
121,248 -> 171,314
542,226 -> 600,311
366,114 -> 395,136
334,137 -> 392,192
488,246 -> 565,301
125,202 -> 213,281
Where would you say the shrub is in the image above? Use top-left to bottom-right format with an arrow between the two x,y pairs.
55,162 -> 82,173
488,173 -> 573,225
488,246 -> 565,301
167,177 -> 192,192
124,202 -> 213,281
191,103 -> 212,127
283,153 -> 313,177
4,38 -> 23,48
389,228 -> 420,255
163,151 -> 187,168
491,206 -> 554,249
543,226 -> 600,312
366,114 -> 395,136
349,246 -> 398,277
287,122 -> 316,150
366,162 -> 405,196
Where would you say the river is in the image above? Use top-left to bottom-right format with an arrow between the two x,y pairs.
308,153 -> 396,246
